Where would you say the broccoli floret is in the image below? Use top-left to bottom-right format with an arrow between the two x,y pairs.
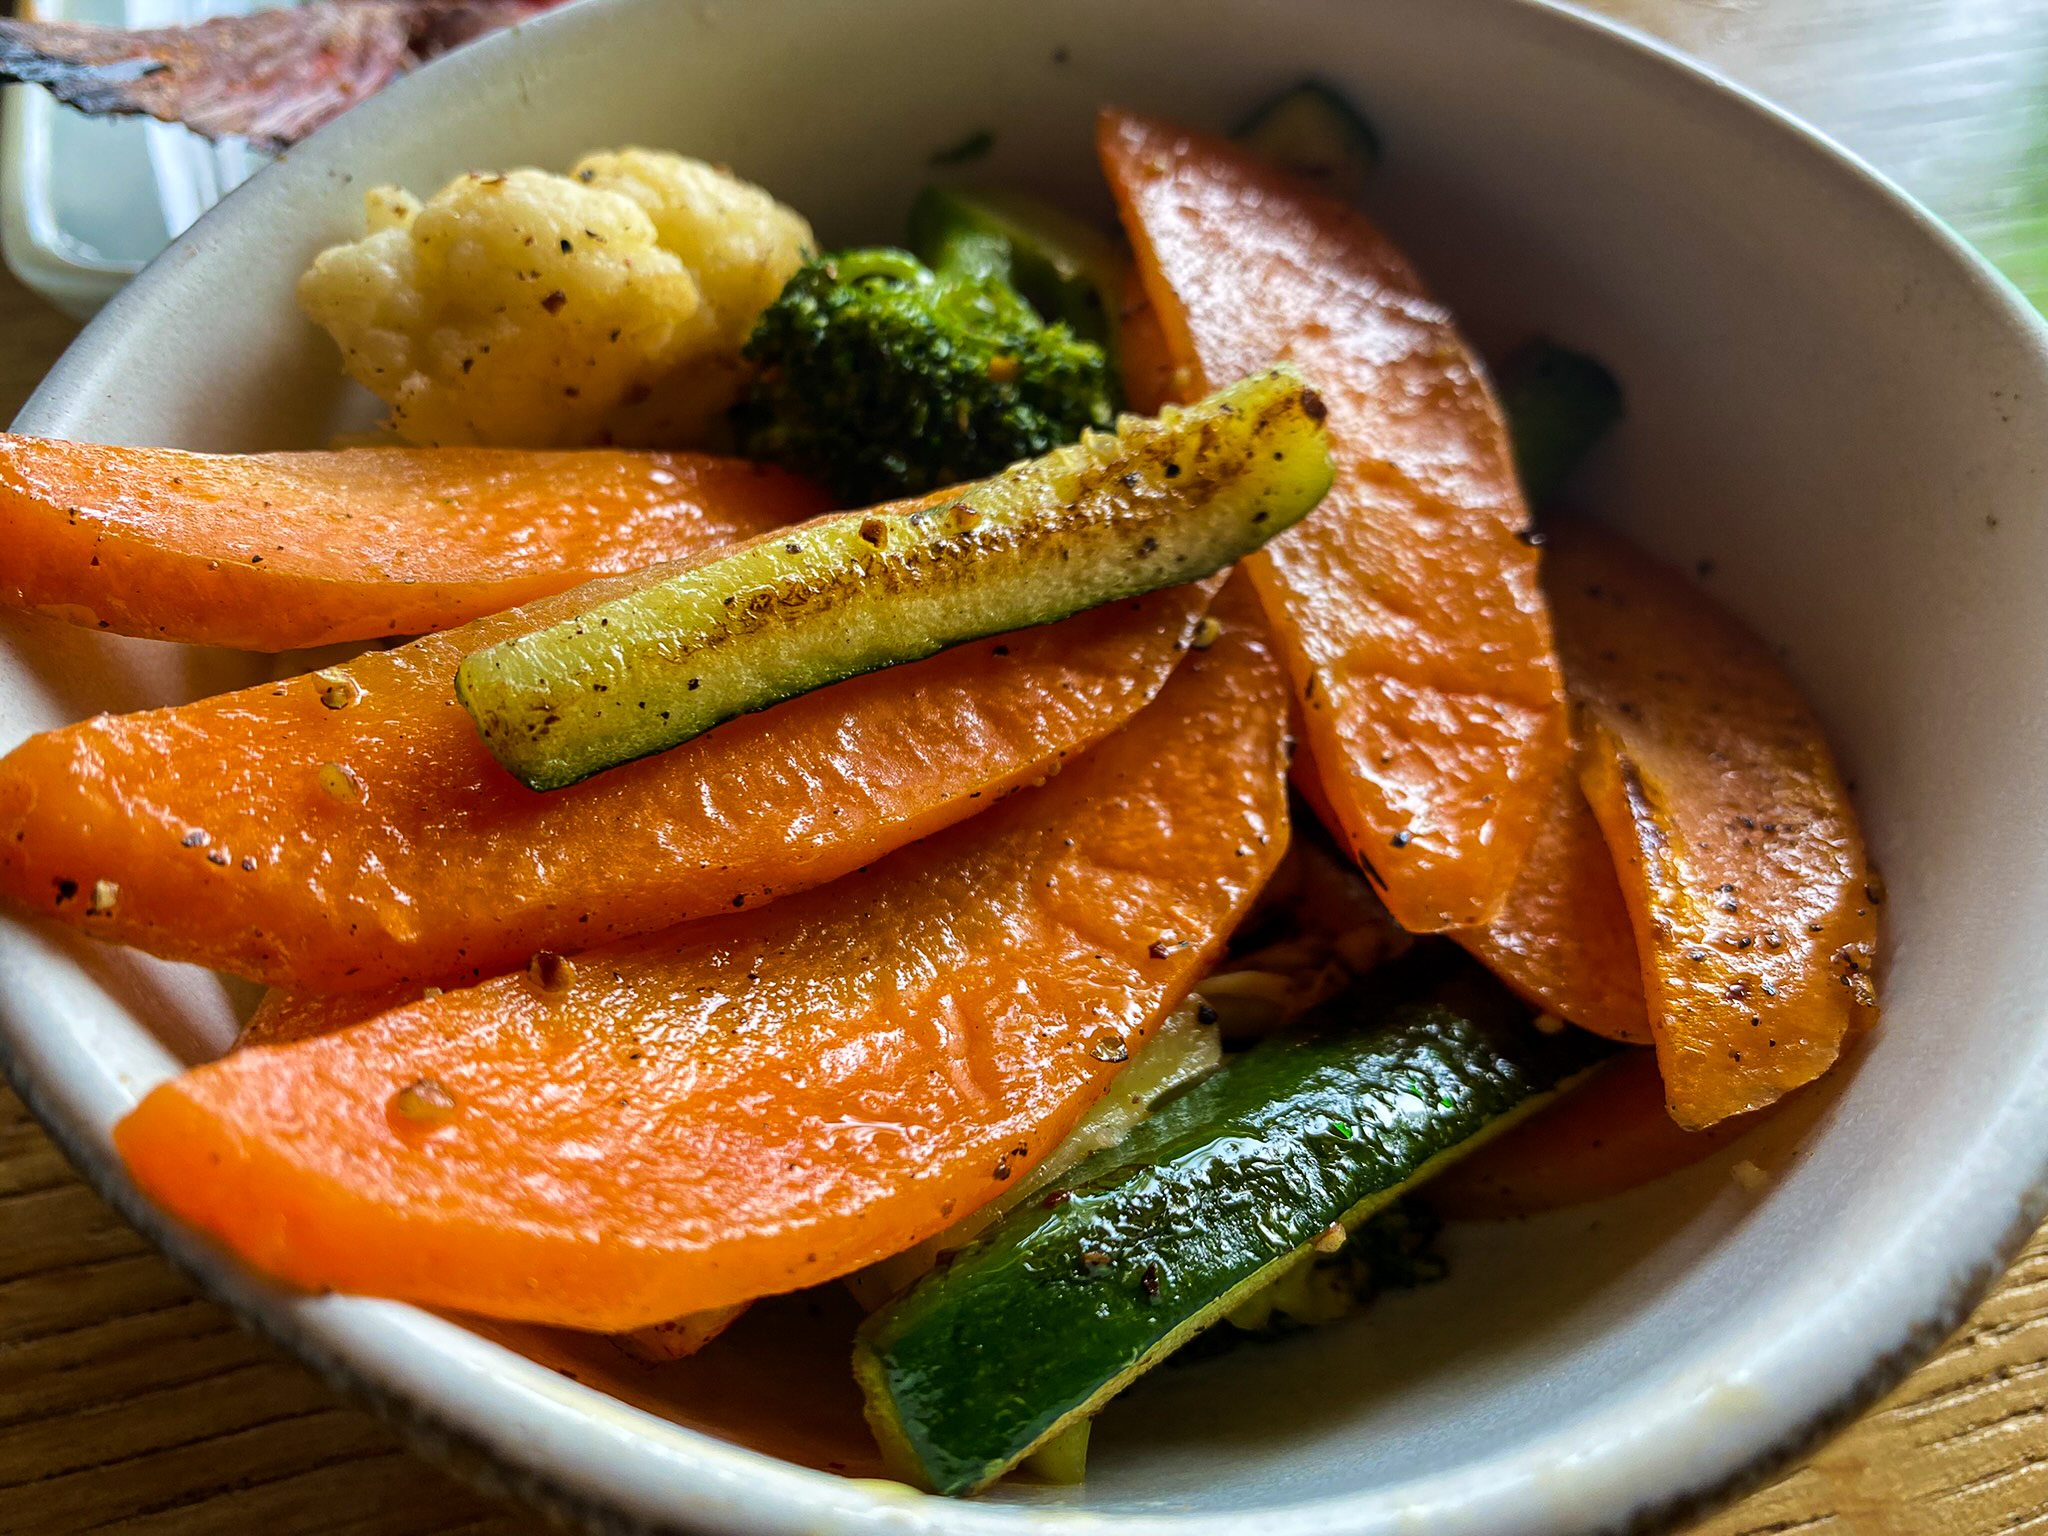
731,247 -> 1117,505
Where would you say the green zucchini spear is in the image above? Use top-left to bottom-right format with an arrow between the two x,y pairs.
854,992 -> 1612,1495
457,367 -> 1332,791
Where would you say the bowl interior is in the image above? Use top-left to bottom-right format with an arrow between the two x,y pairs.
7,1 -> 2048,1532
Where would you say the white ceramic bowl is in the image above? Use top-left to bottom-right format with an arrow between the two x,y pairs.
8,1 -> 2048,1531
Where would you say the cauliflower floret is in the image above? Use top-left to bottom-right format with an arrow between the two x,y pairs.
297,150 -> 813,449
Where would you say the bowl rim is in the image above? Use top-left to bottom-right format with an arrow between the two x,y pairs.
8,0 -> 2048,1533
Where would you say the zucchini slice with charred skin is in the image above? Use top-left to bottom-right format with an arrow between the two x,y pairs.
854,994 -> 1613,1495
458,367 -> 1332,790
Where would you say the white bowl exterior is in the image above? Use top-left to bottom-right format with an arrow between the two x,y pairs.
7,1 -> 2048,1533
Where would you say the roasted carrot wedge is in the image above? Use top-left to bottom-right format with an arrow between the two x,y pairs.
114,579 -> 1291,1331
0,565 -> 1216,991
1547,523 -> 1878,1128
1100,110 -> 1566,934
1454,765 -> 1651,1045
0,437 -> 826,650
244,984 -> 756,1359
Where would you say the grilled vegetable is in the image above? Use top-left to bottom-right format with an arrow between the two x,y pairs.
0,563 -> 1212,992
1454,761 -> 1651,1044
1547,522 -> 1878,1127
1102,110 -> 1567,932
114,578 -> 1291,1331
0,438 -> 825,650
459,367 -> 1332,791
854,989 -> 1612,1494
1234,80 -> 1382,202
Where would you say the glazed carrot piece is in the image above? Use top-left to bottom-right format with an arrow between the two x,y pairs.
114,579 -> 1291,1330
0,438 -> 826,650
1454,765 -> 1651,1045
1427,1050 -> 1756,1219
1100,110 -> 1567,933
243,985 -> 751,1358
1547,523 -> 1878,1128
0,562 -> 1216,990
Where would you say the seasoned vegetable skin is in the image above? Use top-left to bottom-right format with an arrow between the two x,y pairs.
0,567 -> 1213,991
1496,340 -> 1624,508
0,438 -> 826,649
732,242 -> 1115,503
844,999 -> 1223,1312
1546,522 -> 1878,1127
114,579 -> 1291,1329
1101,110 -> 1567,933
459,369 -> 1332,791
855,997 -> 1611,1494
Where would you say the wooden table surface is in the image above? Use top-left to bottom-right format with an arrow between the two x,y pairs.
6,2 -> 2048,1532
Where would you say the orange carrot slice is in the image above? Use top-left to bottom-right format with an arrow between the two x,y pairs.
243,985 -> 756,1357
0,438 -> 826,650
1454,765 -> 1651,1045
0,563 -> 1215,990
1547,523 -> 1878,1128
1099,110 -> 1566,933
114,579 -> 1291,1330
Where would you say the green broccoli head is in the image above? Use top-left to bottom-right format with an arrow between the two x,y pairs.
732,247 -> 1118,505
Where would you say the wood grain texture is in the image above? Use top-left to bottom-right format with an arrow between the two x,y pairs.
5,1 -> 2048,1530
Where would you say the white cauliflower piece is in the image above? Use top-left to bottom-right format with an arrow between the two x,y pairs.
297,149 -> 813,449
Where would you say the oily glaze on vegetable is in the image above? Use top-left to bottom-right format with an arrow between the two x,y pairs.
1099,110 -> 1567,933
461,370 -> 1331,789
113,578 -> 1291,1330
1546,522 -> 1878,1128
857,994 -> 1610,1494
0,564 -> 1215,990
0,439 -> 826,650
